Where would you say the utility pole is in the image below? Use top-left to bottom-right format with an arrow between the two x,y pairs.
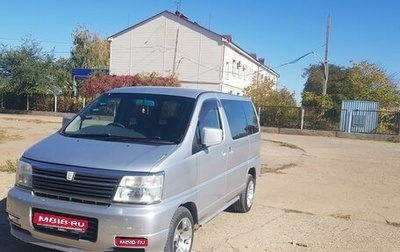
172,27 -> 179,75
323,15 -> 331,96
172,0 -> 182,75
175,0 -> 181,12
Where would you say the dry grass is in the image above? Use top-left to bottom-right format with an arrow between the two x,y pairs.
0,159 -> 18,173
0,129 -> 6,140
385,219 -> 400,228
330,213 -> 352,220
263,139 -> 306,152
0,128 -> 22,143
261,163 -> 297,174
2,117 -> 53,124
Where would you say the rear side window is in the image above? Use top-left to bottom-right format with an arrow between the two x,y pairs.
241,101 -> 259,134
221,99 -> 259,140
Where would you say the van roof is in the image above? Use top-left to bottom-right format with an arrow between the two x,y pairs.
107,86 -> 253,102
107,86 -> 220,99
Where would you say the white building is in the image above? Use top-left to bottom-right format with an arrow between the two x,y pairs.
108,11 -> 279,95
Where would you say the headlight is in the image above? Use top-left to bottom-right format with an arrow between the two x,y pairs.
16,160 -> 33,188
113,174 -> 164,204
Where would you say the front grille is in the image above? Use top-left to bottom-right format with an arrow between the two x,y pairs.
32,208 -> 98,242
32,165 -> 121,205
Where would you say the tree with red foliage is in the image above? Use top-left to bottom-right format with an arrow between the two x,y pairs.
80,72 -> 180,97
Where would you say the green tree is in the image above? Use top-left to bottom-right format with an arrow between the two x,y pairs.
346,61 -> 400,108
244,76 -> 298,127
71,25 -> 109,69
244,76 -> 297,108
0,38 -> 63,110
302,61 -> 400,110
302,64 -> 348,110
0,76 -> 8,108
54,57 -> 74,95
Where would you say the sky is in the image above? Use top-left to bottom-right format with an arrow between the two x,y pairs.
1,0 -> 399,103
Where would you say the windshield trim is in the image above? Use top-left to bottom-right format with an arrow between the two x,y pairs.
62,92 -> 196,145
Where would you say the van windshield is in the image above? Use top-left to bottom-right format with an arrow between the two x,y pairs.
62,93 -> 195,144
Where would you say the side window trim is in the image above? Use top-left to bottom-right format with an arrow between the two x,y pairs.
192,99 -> 223,154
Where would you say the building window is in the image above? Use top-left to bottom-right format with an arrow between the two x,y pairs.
243,65 -> 248,81
232,60 -> 237,77
225,61 -> 230,80
237,61 -> 242,79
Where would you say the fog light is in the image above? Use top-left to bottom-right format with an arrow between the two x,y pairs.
115,237 -> 148,247
8,214 -> 21,225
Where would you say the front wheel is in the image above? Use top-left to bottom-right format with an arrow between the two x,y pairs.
164,206 -> 194,252
231,174 -> 255,213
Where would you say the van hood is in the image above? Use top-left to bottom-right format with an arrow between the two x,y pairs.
22,133 -> 178,172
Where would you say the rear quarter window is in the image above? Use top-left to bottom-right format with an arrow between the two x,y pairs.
221,99 -> 259,139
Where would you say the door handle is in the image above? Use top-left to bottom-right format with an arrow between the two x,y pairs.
223,147 -> 232,156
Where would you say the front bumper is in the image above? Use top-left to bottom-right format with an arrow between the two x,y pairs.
7,186 -> 176,252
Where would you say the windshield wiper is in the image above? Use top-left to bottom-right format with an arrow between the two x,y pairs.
69,133 -> 140,142
66,133 -> 113,139
65,133 -> 177,144
140,137 -> 178,144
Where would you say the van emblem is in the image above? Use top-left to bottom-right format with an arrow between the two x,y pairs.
66,171 -> 76,181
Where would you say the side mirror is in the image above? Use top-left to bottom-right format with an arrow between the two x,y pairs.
202,127 -> 223,147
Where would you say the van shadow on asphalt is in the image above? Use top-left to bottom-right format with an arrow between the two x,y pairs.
0,197 -> 54,252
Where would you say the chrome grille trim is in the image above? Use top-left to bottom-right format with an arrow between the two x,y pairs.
32,164 -> 122,205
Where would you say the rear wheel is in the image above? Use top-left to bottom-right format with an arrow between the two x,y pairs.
164,206 -> 194,252
231,174 -> 255,213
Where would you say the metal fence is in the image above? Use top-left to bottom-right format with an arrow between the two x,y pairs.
1,93 -> 399,135
0,93 -> 90,113
259,106 -> 400,135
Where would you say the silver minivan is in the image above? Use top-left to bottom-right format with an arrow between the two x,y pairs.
7,86 -> 261,252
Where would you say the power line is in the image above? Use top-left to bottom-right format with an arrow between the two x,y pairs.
0,37 -> 71,45
271,44 -> 326,69
271,51 -> 314,69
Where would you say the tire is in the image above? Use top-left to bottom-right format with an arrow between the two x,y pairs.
231,174 -> 255,213
164,206 -> 194,252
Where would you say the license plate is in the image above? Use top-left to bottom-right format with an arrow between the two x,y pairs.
33,212 -> 89,232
